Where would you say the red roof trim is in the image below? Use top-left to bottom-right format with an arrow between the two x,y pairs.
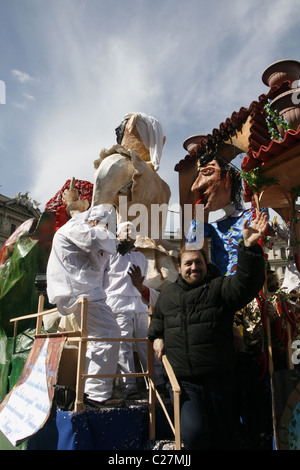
175,81 -> 292,172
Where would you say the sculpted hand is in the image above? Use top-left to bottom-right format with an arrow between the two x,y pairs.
242,211 -> 268,247
153,338 -> 165,361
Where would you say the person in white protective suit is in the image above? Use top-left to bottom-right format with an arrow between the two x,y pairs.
103,222 -> 165,399
46,205 -> 123,407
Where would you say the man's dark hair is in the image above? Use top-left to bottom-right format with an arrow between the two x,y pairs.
177,247 -> 208,266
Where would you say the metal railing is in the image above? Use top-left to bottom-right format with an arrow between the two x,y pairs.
10,296 -> 181,449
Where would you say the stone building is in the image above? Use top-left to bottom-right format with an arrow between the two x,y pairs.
0,192 -> 41,250
265,238 -> 288,282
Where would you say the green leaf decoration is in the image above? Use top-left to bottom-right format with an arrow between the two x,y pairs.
264,99 -> 293,141
240,166 -> 278,194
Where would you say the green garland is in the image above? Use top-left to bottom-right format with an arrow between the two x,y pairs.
240,166 -> 278,194
264,99 -> 293,141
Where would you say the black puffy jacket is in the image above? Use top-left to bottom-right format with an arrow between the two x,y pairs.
148,242 -> 265,380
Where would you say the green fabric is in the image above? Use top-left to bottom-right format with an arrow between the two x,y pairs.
9,329 -> 35,390
0,328 -> 34,399
0,238 -> 45,334
0,212 -> 55,450
0,211 -> 55,336
0,329 -> 13,400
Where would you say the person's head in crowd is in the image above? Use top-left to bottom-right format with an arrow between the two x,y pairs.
117,222 -> 137,254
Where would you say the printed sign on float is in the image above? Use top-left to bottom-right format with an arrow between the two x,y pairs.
0,336 -> 65,446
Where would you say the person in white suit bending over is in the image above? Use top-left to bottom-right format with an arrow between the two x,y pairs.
46,205 -> 122,407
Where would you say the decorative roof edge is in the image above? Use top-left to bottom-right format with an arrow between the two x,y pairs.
174,80 -> 292,172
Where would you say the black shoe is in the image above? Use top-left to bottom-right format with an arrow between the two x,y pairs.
125,390 -> 141,400
84,396 -> 125,408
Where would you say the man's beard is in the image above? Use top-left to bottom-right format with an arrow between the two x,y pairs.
117,239 -> 134,255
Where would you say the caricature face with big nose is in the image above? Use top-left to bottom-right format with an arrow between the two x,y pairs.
191,156 -> 232,213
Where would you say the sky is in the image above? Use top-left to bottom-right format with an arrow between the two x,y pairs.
0,0 -> 300,224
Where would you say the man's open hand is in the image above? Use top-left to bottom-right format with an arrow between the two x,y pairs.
242,211 -> 268,247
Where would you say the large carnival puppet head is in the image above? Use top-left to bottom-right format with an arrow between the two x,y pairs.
191,153 -> 242,213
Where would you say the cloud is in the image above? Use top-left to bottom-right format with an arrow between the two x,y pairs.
28,11 -> 173,206
29,58 -> 162,207
10,69 -> 39,109
12,92 -> 36,110
11,69 -> 39,84
2,0 -> 300,213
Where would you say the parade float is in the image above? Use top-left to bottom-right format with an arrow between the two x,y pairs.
0,60 -> 300,450
176,59 -> 300,450
0,113 -> 181,450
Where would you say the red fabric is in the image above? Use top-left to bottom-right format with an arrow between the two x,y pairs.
141,286 -> 150,303
55,206 -> 69,232
45,179 -> 93,213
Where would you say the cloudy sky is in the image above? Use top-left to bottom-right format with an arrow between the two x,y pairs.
0,0 -> 299,216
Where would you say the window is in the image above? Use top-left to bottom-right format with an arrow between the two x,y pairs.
280,247 -> 286,259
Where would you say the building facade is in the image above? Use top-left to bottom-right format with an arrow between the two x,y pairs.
0,193 -> 41,251
265,239 -> 289,283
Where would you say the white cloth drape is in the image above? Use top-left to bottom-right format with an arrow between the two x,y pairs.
124,112 -> 164,170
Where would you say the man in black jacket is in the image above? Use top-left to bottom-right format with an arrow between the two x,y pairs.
148,211 -> 268,450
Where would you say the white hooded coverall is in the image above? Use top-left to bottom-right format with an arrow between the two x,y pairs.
46,206 -> 121,403
103,247 -> 165,393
